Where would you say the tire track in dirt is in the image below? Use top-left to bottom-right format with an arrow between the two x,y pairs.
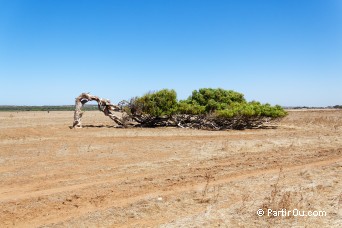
0,170 -> 153,203
1,153 -> 340,203
1,110 -> 342,227
37,155 -> 342,227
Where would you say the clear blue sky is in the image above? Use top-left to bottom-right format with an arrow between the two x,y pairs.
0,0 -> 341,106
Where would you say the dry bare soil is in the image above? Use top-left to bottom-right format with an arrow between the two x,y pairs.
0,110 -> 341,227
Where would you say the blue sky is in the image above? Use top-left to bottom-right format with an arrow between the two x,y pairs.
0,0 -> 341,106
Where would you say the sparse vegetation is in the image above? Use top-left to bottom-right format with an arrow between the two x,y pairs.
1,110 -> 341,227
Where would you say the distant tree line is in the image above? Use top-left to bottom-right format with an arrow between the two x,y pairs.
0,104 -> 98,112
286,105 -> 342,109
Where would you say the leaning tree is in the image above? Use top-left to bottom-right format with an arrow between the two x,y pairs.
72,93 -> 124,128
71,89 -> 287,130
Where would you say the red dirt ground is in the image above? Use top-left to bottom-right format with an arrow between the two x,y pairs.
0,110 -> 341,227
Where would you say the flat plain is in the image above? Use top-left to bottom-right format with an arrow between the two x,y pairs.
0,110 -> 341,227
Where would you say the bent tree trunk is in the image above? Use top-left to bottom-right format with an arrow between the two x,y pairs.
72,93 -> 123,128
72,93 -> 280,130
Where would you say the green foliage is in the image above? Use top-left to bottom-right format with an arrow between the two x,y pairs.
215,102 -> 287,119
180,88 -> 286,119
182,88 -> 246,113
126,88 -> 287,129
129,88 -> 287,120
177,101 -> 206,115
132,89 -> 178,116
